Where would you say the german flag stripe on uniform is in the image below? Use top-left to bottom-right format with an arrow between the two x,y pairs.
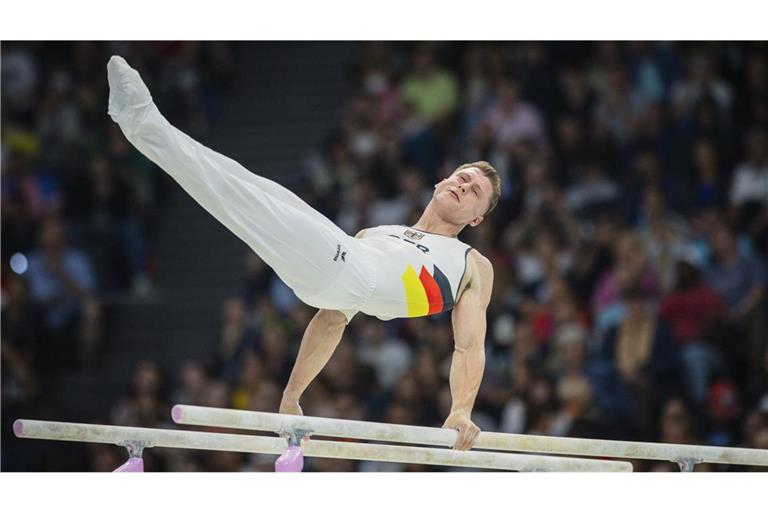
419,265 -> 443,314
401,264 -> 455,317
432,265 -> 455,310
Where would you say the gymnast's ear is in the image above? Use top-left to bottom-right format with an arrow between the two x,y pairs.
469,215 -> 484,227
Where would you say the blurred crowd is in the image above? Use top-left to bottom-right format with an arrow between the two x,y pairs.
1,41 -> 235,466
3,42 -> 767,472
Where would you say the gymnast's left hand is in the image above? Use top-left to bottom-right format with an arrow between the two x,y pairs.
442,412 -> 481,451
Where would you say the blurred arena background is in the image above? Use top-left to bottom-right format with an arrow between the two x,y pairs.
1,41 -> 767,472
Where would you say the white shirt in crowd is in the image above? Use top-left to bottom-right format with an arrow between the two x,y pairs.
730,162 -> 768,206
358,336 -> 413,389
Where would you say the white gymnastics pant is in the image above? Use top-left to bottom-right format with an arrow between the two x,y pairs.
113,102 -> 376,321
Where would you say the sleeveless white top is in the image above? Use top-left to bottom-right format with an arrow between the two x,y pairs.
357,225 -> 473,321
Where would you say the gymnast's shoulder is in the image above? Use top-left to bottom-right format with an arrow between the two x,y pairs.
459,249 -> 494,304
467,249 -> 493,282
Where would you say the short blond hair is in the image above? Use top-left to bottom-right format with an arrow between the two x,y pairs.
454,161 -> 501,216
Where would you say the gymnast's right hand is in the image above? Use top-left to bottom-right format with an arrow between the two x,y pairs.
279,396 -> 304,416
442,412 -> 481,451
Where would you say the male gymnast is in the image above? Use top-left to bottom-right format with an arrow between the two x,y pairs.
107,55 -> 499,450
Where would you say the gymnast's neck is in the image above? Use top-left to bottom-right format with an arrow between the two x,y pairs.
410,207 -> 466,239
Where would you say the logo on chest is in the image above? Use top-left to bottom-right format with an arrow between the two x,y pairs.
404,229 -> 425,240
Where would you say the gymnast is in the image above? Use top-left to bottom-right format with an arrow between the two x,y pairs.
107,55 -> 500,450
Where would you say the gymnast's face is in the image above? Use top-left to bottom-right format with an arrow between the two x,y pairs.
433,167 -> 493,227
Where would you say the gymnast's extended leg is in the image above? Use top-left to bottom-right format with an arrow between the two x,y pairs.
107,56 -> 351,298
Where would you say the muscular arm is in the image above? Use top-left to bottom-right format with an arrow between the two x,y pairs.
279,230 -> 367,414
443,251 -> 494,449
280,308 -> 348,414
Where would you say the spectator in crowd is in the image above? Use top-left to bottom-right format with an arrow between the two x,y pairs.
591,231 -> 659,337
564,161 -> 620,221
1,150 -> 63,258
593,64 -> 640,146
213,296 -> 256,380
671,51 -> 733,123
658,398 -> 698,445
688,139 -> 726,211
592,286 -> 680,439
1,42 -> 39,123
548,371 -> 607,439
357,317 -> 412,390
76,154 -> 149,295
730,128 -> 768,209
705,220 -> 767,396
25,216 -> 102,372
477,78 -> 549,156
110,359 -> 168,429
636,186 -> 689,292
399,44 -> 459,126
1,275 -> 41,373
742,410 -> 768,459
173,359 -> 211,406
399,44 -> 459,173
660,260 -> 725,405
729,128 -> 768,253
